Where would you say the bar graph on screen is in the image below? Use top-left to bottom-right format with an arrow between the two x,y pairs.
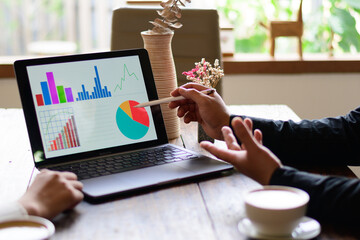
34,65 -> 112,106
35,72 -> 75,106
39,108 -> 80,152
76,65 -> 112,101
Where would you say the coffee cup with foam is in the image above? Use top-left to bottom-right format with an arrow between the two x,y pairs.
0,216 -> 55,240
244,185 -> 309,237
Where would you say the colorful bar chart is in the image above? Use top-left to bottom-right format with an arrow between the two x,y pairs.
49,115 -> 80,151
38,108 -> 80,152
35,72 -> 74,107
76,66 -> 112,101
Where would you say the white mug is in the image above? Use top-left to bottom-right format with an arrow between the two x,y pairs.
244,185 -> 309,237
0,215 -> 55,240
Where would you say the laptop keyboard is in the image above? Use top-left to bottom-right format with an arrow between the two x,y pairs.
48,146 -> 199,180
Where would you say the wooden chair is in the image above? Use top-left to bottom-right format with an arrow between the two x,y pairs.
110,8 -> 223,95
261,0 -> 303,58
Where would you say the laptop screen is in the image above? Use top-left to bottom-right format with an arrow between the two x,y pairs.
15,49 -> 168,166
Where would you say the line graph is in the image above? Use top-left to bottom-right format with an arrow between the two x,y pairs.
113,64 -> 138,93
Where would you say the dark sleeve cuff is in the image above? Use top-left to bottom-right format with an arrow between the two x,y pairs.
269,166 -> 298,185
269,166 -> 360,225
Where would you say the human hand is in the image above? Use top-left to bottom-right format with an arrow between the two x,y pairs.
18,169 -> 84,219
169,83 -> 230,140
200,117 -> 282,185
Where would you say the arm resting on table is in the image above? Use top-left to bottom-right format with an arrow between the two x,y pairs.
271,166 -> 360,225
230,106 -> 360,166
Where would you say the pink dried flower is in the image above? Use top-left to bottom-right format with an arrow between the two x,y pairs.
182,58 -> 224,88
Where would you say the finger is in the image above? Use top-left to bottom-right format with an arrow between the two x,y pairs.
176,104 -> 190,118
168,101 -> 179,109
242,118 -> 254,150
222,126 -> 241,150
61,171 -> 78,180
179,83 -> 209,91
170,85 -> 191,97
168,98 -> 195,109
240,143 -> 246,151
70,180 -> 84,190
70,189 -> 84,204
200,141 -> 240,166
177,103 -> 197,118
244,118 -> 253,131
183,112 -> 197,123
178,87 -> 211,104
74,190 -> 84,202
231,117 -> 259,151
170,87 -> 181,97
171,84 -> 208,98
254,129 -> 263,145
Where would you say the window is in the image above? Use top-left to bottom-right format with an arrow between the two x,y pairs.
1,0 -> 359,56
0,0 -> 125,56
215,0 -> 360,55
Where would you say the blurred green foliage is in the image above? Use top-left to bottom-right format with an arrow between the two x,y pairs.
0,0 -> 66,55
1,0 -> 64,36
42,0 -> 64,16
216,0 -> 360,54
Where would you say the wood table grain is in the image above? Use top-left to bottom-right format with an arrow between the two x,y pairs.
1,105 -> 359,239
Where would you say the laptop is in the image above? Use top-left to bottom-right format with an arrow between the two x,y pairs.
14,49 -> 233,202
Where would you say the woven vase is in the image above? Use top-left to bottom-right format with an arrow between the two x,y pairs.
141,31 -> 180,140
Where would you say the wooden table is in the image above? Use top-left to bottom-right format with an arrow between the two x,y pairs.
1,105 -> 359,239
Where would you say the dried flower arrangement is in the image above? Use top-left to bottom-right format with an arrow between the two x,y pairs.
149,0 -> 191,34
182,58 -> 224,88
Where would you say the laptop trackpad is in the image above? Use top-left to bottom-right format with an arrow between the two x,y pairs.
82,162 -> 195,198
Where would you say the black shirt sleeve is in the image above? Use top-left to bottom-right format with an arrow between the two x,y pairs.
270,167 -> 360,225
230,106 -> 360,166
229,107 -> 360,224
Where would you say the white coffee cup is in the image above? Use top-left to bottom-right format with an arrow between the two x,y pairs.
0,216 -> 55,240
244,185 -> 309,237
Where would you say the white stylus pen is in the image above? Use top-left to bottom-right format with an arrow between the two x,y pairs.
134,89 -> 215,108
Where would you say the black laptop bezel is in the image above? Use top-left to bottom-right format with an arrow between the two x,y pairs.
14,49 -> 168,168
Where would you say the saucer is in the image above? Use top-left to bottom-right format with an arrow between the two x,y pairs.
238,216 -> 321,240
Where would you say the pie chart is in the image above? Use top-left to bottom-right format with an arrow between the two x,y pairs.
116,100 -> 150,139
